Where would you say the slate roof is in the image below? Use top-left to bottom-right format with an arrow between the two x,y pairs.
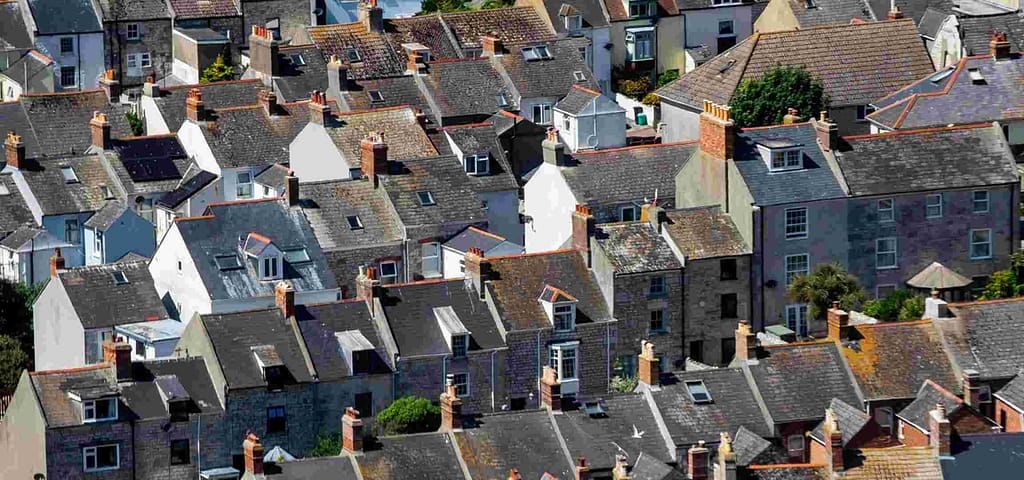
255,164 -> 289,189
156,169 -> 218,209
201,307 -> 315,388
732,425 -> 774,466
274,46 -> 330,103
896,380 -> 964,432
937,298 -> 1024,380
836,124 -> 1017,196
662,206 -> 749,260
308,22 -> 407,80
0,225 -> 60,251
339,76 -> 433,114
259,457 -> 359,479
554,393 -> 674,471
959,13 -> 1024,56
555,85 -> 602,115
58,260 -> 168,328
746,465 -> 829,479
93,0 -> 171,21
656,20 -> 934,109
651,368 -> 773,445
943,433 -> 1024,479
496,37 -> 598,99
198,102 -> 310,169
120,357 -> 223,418
841,447 -> 943,480
357,433 -> 466,480
0,1 -> 33,49
151,80 -> 263,132
82,201 -> 129,231
842,319 -> 959,401
443,226 -> 520,255
0,173 -> 34,235
594,222 -> 681,274
995,374 -> 1024,412
175,198 -> 338,300
487,250 -> 613,331
748,342 -> 862,424
299,179 -> 402,250
26,0 -> 101,34
441,123 -> 517,185
456,410 -> 573,480
378,279 -> 505,357
783,0 -> 876,28
384,15 -> 460,62
28,364 -> 117,427
296,301 -> 391,381
731,123 -> 847,205
809,398 -> 869,445
421,58 -> 517,120
868,55 -> 1024,130
561,142 -> 698,208
918,8 -> 948,38
325,106 -> 438,163
867,0 -> 953,25
377,156 -> 491,227
628,454 -> 686,480
15,91 -> 133,157
0,50 -> 53,93
441,7 -> 556,50
541,0 -> 610,34
15,154 -> 124,215
167,0 -> 240,19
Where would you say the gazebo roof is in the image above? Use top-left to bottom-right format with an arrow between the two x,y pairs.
906,262 -> 972,290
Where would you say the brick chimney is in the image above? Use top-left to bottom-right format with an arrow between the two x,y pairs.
929,403 -> 951,456
99,69 -> 121,102
406,51 -> 427,75
827,302 -> 850,341
482,33 -> 504,57
103,337 -> 133,381
360,131 -> 388,187
813,111 -> 839,151
415,109 -> 429,131
782,108 -> 799,124
359,0 -> 384,33
887,5 -> 903,19
508,469 -> 523,480
963,369 -> 983,407
638,340 -> 660,387
440,376 -> 463,431
327,55 -> 349,93
4,130 -> 25,169
991,31 -> 1012,60
734,320 -> 757,363
275,280 -> 295,318
90,111 -> 111,150
259,89 -> 278,117
824,408 -> 844,472
572,204 -> 595,267
342,407 -> 364,453
243,433 -> 265,475
50,248 -> 65,277
540,365 -> 562,412
186,88 -> 206,123
285,169 -> 299,206
542,127 -> 566,165
717,432 -> 737,480
465,247 -> 491,299
698,100 -> 735,161
309,90 -> 332,126
575,456 -> 591,480
249,25 -> 280,78
687,440 -> 710,480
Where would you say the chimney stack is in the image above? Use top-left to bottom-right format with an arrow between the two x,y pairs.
4,131 -> 25,170
813,111 -> 839,151
243,433 -> 265,475
717,433 -> 738,480
929,403 -> 951,456
285,169 -> 300,206
258,89 -> 278,117
575,457 -> 591,480
991,31 -> 1012,60
824,408 -> 844,472
925,290 -> 949,319
542,127 -> 566,166
827,301 -> 850,341
440,375 -> 464,431
342,407 -> 364,453
612,454 -> 630,480
963,369 -> 983,407
540,365 -> 562,412
571,204 -> 595,267
415,109 -> 429,131
327,55 -> 349,94
640,201 -> 664,232
356,266 -> 381,306
360,131 -> 388,187
465,247 -> 491,299
482,33 -> 504,57
406,51 -> 427,75
90,111 -> 111,150
249,25 -> 280,78
50,248 -> 65,277
99,70 -> 121,103
687,440 -> 710,480
359,0 -> 384,33
508,469 -> 523,480
782,107 -> 799,124
734,320 -> 757,363
103,337 -> 133,381
186,88 -> 206,123
274,281 -> 295,318
698,100 -> 735,161
638,340 -> 660,387
309,90 -> 332,126
887,5 -> 903,20
143,74 -> 161,98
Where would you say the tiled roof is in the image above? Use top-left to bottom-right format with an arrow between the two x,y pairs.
299,179 -> 403,250
1,49 -> 53,94
0,173 -> 34,235
554,393 -> 673,471
867,0 -> 953,25
17,91 -> 133,157
896,380 -> 963,432
809,398 -> 869,446
29,365 -> 117,427
594,221 -> 682,274
295,301 -> 391,381
58,260 -> 169,328
420,58 -> 516,120
496,37 -> 598,99
540,0 -> 610,34
325,107 -> 438,163
995,374 -> 1024,412
487,250 -> 613,331
656,20 -> 934,108
0,1 -> 32,49
441,123 -> 518,187
308,22 -> 407,80
732,425 -> 775,466
16,154 -> 123,216
731,123 -> 846,206
917,8 -> 947,38
746,464 -> 829,480
841,319 -> 959,401
377,156 -> 491,227
959,13 -> 1024,56
26,0 -> 101,34
662,206 -> 749,260
0,225 -> 54,251
937,298 -> 1024,380
784,0 -> 876,28
627,454 -> 686,480
339,76 -> 433,115
247,456 -> 359,479
457,410 -> 573,480
93,0 -> 170,21
837,124 -> 1017,196
198,102 -> 310,168
385,15 -> 461,61
748,342 -> 862,424
201,306 -> 315,388
441,7 -> 556,49
357,433 -> 466,480
82,201 -> 128,231
555,85 -> 602,115
273,46 -> 330,103
561,142 -> 698,208
838,447 -> 943,480
255,164 -> 289,189
167,0 -> 240,19
651,368 -> 773,445
151,80 -> 263,132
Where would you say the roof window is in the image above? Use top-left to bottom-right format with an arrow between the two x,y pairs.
521,45 -> 552,61
573,71 -> 586,82
0,183 -> 9,195
968,68 -> 985,85
283,247 -> 310,263
929,66 -> 955,84
718,59 -> 736,74
112,270 -> 129,285
539,285 -> 578,332
347,215 -> 363,230
214,254 -> 242,270
417,191 -> 436,206
346,47 -> 361,63
289,53 -> 305,66
368,90 -> 384,103
61,165 -> 79,183
685,380 -> 712,403
496,93 -> 510,108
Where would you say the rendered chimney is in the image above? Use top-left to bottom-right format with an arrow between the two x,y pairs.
50,248 -> 65,277
571,204 -> 595,267
540,365 -> 562,412
542,127 -> 566,165
440,375 -> 464,431
90,111 -> 111,150
464,247 -> 491,299
308,90 -> 332,126
275,281 -> 295,317
929,403 -> 951,456
963,369 -> 983,407
360,131 -> 388,187
243,433 -> 265,475
103,337 -> 133,381
359,0 -> 385,33
356,266 -> 380,306
99,70 -> 121,102
143,74 -> 161,97
342,407 -> 364,453
482,33 -> 504,57
813,112 -> 839,151
638,340 -> 660,387
259,89 -> 278,116
612,454 -> 630,480
734,320 -> 757,363
575,456 -> 591,480
698,100 -> 735,161
824,408 -> 844,472
249,25 -> 280,77
717,432 -> 737,480
827,302 -> 851,341
782,107 -> 799,124
641,201 -> 664,232
4,130 -> 25,169
925,290 -> 949,319
285,169 -> 300,207
406,51 -> 427,75
186,88 -> 206,122
327,55 -> 350,93
687,440 -> 710,480
991,31 -> 1012,60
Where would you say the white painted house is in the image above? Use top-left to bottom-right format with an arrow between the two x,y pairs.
23,0 -> 105,92
0,226 -> 70,285
552,85 -> 626,152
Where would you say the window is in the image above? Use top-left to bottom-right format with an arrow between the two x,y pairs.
355,392 -> 373,416
615,354 -> 637,377
626,30 -> 654,60
629,1 -> 653,17
260,256 -> 279,279
564,14 -> 582,30
770,150 -> 802,171
520,45 -> 552,61
61,165 -> 79,183
532,103 -> 553,124
856,105 -> 876,120
784,254 -> 808,285
688,340 -> 704,363
452,372 -> 469,396
685,380 -> 712,403
421,242 -> 441,277
112,270 -> 129,285
718,20 -> 735,36
649,276 -> 667,296
417,191 -> 435,206
878,198 -> 894,222
138,197 -> 153,223
83,398 -> 118,422
170,439 -> 190,465
127,53 -> 152,70
554,304 -> 575,331
368,90 -> 384,103
563,115 -> 571,131
876,284 -> 896,299
60,37 -> 74,54
60,66 -> 77,87
785,207 -> 807,239
876,237 -> 897,269
214,254 -> 241,270
785,304 -> 808,336
550,344 -> 578,380
126,23 -> 140,40
83,445 -> 119,472
971,229 -> 992,259
973,191 -> 989,213
236,171 -> 253,199
379,261 -> 398,284
66,218 -> 80,244
649,310 -> 666,332
721,293 -> 738,319
284,248 -> 310,263
573,70 -> 586,82
620,205 -> 639,222
787,434 -> 805,459
94,231 -> 103,257
347,215 -> 363,229
712,0 -> 741,5
346,48 -> 361,62
267,406 -> 286,433
926,194 -> 943,218
451,334 -> 468,358
578,46 -> 590,67
875,406 -> 893,434
496,93 -> 510,108
720,258 -> 737,280
464,154 -> 490,175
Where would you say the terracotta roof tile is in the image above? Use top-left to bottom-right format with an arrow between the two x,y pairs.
168,0 -> 240,18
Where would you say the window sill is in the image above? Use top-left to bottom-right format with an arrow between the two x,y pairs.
84,467 -> 120,473
647,292 -> 668,299
647,330 -> 669,335
421,272 -> 443,279
926,216 -> 943,220
876,266 -> 898,271
970,256 -> 993,261
785,235 -> 808,241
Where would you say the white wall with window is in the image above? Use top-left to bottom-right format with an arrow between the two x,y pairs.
421,242 -> 441,278
36,32 -> 104,91
681,5 -> 755,62
625,27 -> 655,62
549,342 -> 579,395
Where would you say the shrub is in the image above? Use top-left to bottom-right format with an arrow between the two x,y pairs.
611,375 -> 638,393
617,77 -> 652,100
309,432 -> 341,457
898,295 -> 925,322
125,110 -> 144,136
641,92 -> 660,106
376,396 -> 441,436
656,69 -> 679,88
862,289 -> 926,322
200,55 -> 233,83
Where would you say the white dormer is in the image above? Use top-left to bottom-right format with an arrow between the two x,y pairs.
69,393 -> 119,423
434,306 -> 471,358
756,139 -> 804,172
251,344 -> 285,389
402,42 -> 431,62
464,152 -> 490,176
335,330 -> 375,376
539,284 -> 578,332
243,232 -> 282,280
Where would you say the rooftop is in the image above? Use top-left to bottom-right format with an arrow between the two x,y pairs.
943,432 -> 1024,478
1,90 -> 132,158
443,226 -> 521,256
196,101 -> 311,169
456,410 -> 573,479
554,394 -> 674,471
662,206 -> 749,260
0,173 -> 34,235
936,298 -> 1024,380
323,107 -> 438,163
995,373 -> 1024,413
377,155 -> 492,227
149,80 -> 263,133
295,301 -> 391,381
273,46 -> 330,103
357,432 -> 466,480
896,380 -> 969,433
747,342 -> 862,424
731,123 -> 846,206
93,0 -> 170,21
167,0 -> 240,19
494,37 -> 598,99
540,0 -> 610,35
841,446 -> 943,480
593,221 -> 682,274
201,306 -> 316,388
58,260 -> 169,329
13,153 -> 123,216
561,142 -> 699,208
650,368 -> 773,445
420,58 -> 517,121
298,179 -> 403,251
773,0 -> 876,28
26,0 -> 101,34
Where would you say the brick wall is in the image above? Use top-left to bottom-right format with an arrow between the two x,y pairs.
995,398 -> 1024,432
899,420 -> 929,447
684,255 -> 751,365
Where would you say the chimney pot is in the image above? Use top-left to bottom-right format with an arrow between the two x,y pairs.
360,132 -> 388,187
540,365 -> 562,411
717,433 -> 737,480
89,111 -> 111,150
575,456 -> 591,480
274,281 -> 296,317
342,407 -> 364,453
887,5 -> 904,19
963,369 -> 983,407
50,247 -> 66,277
356,266 -> 381,306
699,100 -> 735,161
327,56 -> 350,94
103,337 -> 133,381
4,130 -> 25,169
440,376 -> 464,431
813,114 -> 839,151
542,127 -> 566,166
308,90 -> 332,126
638,340 -> 660,387
687,440 -> 710,480
243,433 -> 265,475
99,70 -> 121,103
929,403 -> 952,456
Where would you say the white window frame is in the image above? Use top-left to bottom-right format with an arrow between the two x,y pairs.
126,23 -> 140,40
712,0 -> 741,5
65,218 -> 80,244
83,397 -> 118,423
628,1 -> 653,17
260,256 -> 280,280
626,29 -> 655,60
139,52 -> 152,68
93,230 -> 103,258
549,343 -> 578,381
769,149 -> 802,171
973,190 -> 989,213
236,171 -> 253,199
452,372 -> 470,396
83,444 -> 120,472
421,242 -> 441,278
464,154 -> 490,175
451,334 -> 468,358
564,14 -> 582,30
620,205 -> 639,222
876,237 -> 897,270
553,303 -> 576,331
533,103 -> 553,124
785,304 -> 808,336
784,207 -> 807,239
784,253 -> 808,285
926,193 -> 943,218
878,198 -> 894,222
379,260 -> 398,284
856,105 -> 875,121
970,229 -> 992,259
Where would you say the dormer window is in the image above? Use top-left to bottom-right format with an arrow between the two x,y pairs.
757,139 -> 804,172
243,233 -> 283,280
61,165 -> 79,183
564,14 -> 582,31
628,0 -> 654,18
83,397 -> 118,422
539,285 -> 578,332
435,306 -> 471,358
335,330 -> 375,376
521,45 -> 552,61
368,90 -> 384,103
464,153 -> 490,175
451,334 -> 468,357
260,256 -> 279,279
772,150 -> 801,170
252,344 -> 285,390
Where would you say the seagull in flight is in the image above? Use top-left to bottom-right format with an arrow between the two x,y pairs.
632,424 -> 645,439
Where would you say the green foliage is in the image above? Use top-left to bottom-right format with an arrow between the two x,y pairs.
617,77 -> 652,101
787,262 -> 866,320
610,375 -> 638,393
0,335 -> 29,392
729,65 -> 828,128
1,279 -> 38,352
125,110 -> 144,136
376,396 -> 441,435
641,92 -> 660,106
656,69 -> 679,88
309,432 -> 342,457
480,0 -> 514,9
419,0 -> 470,13
862,289 -> 925,322
200,55 -> 234,83
978,251 -> 1024,300
898,295 -> 925,322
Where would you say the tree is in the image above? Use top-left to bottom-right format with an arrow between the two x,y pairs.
862,289 -> 925,322
729,65 -> 828,128
309,432 -> 342,457
0,279 -> 37,352
979,251 -> 1024,300
419,0 -> 469,13
0,335 -> 29,392
200,55 -> 234,83
375,396 -> 441,435
787,263 -> 866,320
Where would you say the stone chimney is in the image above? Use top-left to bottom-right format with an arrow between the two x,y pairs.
813,112 -> 839,151
275,280 -> 295,318
687,440 -> 710,480
699,100 -> 735,161
359,0 -> 384,33
50,248 -> 65,277
406,51 -> 428,75
572,204 -> 595,267
782,108 -> 799,124
327,55 -> 349,93
99,70 -> 121,102
991,31 -> 1012,60
925,290 -> 949,319
258,89 -> 278,117
4,131 -> 25,170
360,131 -> 388,187
717,432 -> 737,480
356,266 -> 380,306
342,407 -> 364,453
186,88 -> 206,123
827,302 -> 850,340
103,337 -> 133,381
90,111 -> 111,150
249,25 -> 280,78
612,454 -> 630,480
542,127 -> 566,165
824,408 -> 844,472
285,170 -> 299,207
734,320 -> 757,363
309,90 -> 332,126
575,456 -> 591,480
928,403 -> 951,456
540,365 -> 562,412
963,369 -> 983,407
482,33 -> 504,57
638,340 -> 660,387
641,201 -> 664,233
465,247 -> 491,299
243,433 -> 265,475
440,376 -> 463,431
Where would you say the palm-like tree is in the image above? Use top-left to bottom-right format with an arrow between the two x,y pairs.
787,262 -> 866,320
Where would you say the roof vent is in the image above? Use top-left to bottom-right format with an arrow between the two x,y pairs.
584,401 -> 607,418
968,68 -> 986,85
718,59 -> 736,74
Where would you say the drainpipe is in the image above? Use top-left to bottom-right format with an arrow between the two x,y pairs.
490,350 -> 496,412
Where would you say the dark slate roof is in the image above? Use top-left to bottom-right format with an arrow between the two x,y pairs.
656,20 -> 934,108
340,76 -> 433,114
308,22 -> 407,80
457,410 -> 573,480
554,85 -> 603,115
943,433 -> 1024,479
17,91 -> 133,157
167,0 -> 240,19
0,225 -> 51,250
27,0 -> 101,34
421,58 -> 517,120
959,13 -> 1024,56
198,102 -> 310,169
749,342 -> 862,424
377,156 -> 492,227
443,226 -> 516,254
29,365 -> 117,427
496,37 -> 599,99
562,142 -> 698,208
274,46 -> 330,103
785,0 -> 876,27
602,0 -> 678,21
809,398 -> 869,445
83,201 -> 129,230
867,0 -> 953,25
357,433 -> 466,480
541,0 -> 610,34
662,206 -> 749,260
995,374 -> 1024,412
896,380 -> 964,431
554,393 -> 674,471
441,7 -> 557,50
651,368 -> 773,445
594,222 -> 682,274
918,8 -> 948,38
58,260 -> 169,328
441,123 -> 517,185
107,135 -> 190,194
156,169 -> 217,209
378,279 -> 505,357
16,154 -> 124,215
0,173 -> 35,235
176,199 -> 338,300
0,1 -> 33,49
731,123 -> 846,206
93,0 -> 170,21
201,307 -> 315,388
296,301 -> 391,381
842,320 -> 959,401
836,124 -> 1017,196
173,27 -> 228,42
488,250 -> 613,331
0,50 -> 53,93
150,80 -> 263,132
262,457 -> 360,479
299,179 -> 403,250
255,164 -> 288,189
629,454 -> 686,480
325,106 -> 438,163
938,299 -> 1024,380
732,425 -> 774,466
385,15 -> 461,62
120,357 -> 223,418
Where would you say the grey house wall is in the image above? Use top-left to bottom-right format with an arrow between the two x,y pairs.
0,372 -> 47,479
33,279 -> 87,371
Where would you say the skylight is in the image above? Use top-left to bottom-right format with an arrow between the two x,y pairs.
929,66 -> 954,84
347,215 -> 363,230
284,247 -> 311,263
214,254 -> 242,270
61,165 -> 79,184
417,191 -> 436,206
496,93 -> 510,108
289,53 -> 306,66
718,59 -> 736,74
521,45 -> 552,61
968,68 -> 985,85
0,183 -> 8,195
346,48 -> 361,62
112,271 -> 129,285
368,90 -> 384,103
685,380 -> 712,404
573,71 -> 586,82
